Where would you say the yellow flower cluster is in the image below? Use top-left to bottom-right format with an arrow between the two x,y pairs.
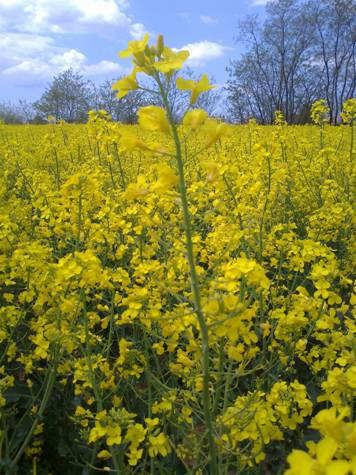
0,34 -> 354,474
311,99 -> 330,126
219,381 -> 313,464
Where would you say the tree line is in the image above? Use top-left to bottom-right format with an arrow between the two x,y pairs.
1,0 -> 354,125
0,71 -> 147,125
227,0 -> 355,124
0,69 -> 221,124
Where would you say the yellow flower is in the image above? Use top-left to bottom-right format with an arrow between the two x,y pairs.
182,109 -> 208,130
89,424 -> 107,443
112,70 -> 138,98
145,417 -> 160,431
97,450 -> 112,460
285,450 -> 314,475
285,438 -> 352,475
202,118 -> 232,147
152,164 -> 178,193
138,106 -> 171,134
119,33 -> 149,58
176,74 -> 215,104
148,432 -> 171,457
325,460 -> 352,475
227,343 -> 245,362
31,331 -> 49,360
340,98 -> 356,124
106,425 -> 122,446
315,437 -> 338,465
119,131 -> 150,152
154,47 -> 189,73
124,422 -> 146,465
127,447 -> 144,466
152,342 -> 165,355
125,423 -> 146,445
311,99 -> 330,125
124,176 -> 150,200
311,408 -> 345,441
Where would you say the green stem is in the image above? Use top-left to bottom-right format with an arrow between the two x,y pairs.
155,74 -> 217,474
10,359 -> 57,469
82,294 -> 105,471
112,142 -> 126,190
350,118 -> 355,170
53,147 -> 60,191
259,152 -> 271,261
76,191 -> 83,251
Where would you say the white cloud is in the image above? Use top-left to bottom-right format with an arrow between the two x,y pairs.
83,60 -> 124,76
49,49 -> 87,70
0,33 -> 55,66
200,15 -> 218,25
177,12 -> 190,21
177,41 -> 229,66
0,33 -> 125,83
0,0 -> 144,36
250,0 -> 269,5
129,22 -> 146,40
72,0 -> 128,25
0,0 -> 145,87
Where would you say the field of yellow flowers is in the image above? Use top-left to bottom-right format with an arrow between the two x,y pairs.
0,35 -> 355,475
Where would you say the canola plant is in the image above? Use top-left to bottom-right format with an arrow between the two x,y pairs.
0,35 -> 355,474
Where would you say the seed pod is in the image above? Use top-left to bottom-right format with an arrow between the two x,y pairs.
156,34 -> 164,56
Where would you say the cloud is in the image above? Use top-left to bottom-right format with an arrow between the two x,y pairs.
0,33 -> 125,84
0,0 -> 145,88
0,33 -> 55,68
177,12 -> 190,21
200,15 -> 218,25
177,41 -> 229,66
0,0 -> 144,36
250,0 -> 269,5
83,60 -> 124,76
129,22 -> 147,40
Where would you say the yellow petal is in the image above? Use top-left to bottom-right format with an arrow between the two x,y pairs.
316,437 -> 338,465
325,460 -> 351,475
119,33 -> 149,58
138,106 -> 170,134
183,109 -> 208,130
97,450 -> 112,460
286,450 -> 314,475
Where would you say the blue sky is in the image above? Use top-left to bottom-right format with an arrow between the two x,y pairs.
0,0 -> 267,101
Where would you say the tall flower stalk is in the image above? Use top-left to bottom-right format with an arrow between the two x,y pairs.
113,34 -> 220,472
155,74 -> 217,473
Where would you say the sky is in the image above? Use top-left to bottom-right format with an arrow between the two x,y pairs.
0,0 -> 267,102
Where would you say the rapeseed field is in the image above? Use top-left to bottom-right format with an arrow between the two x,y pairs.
0,35 -> 355,474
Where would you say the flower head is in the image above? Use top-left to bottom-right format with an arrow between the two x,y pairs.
119,34 -> 149,59
176,74 -> 215,105
112,70 -> 139,98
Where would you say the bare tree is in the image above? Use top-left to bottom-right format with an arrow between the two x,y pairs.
142,69 -> 221,121
228,0 -> 317,123
17,100 -> 36,123
310,0 -> 356,124
0,99 -> 35,124
227,0 -> 355,124
34,69 -> 93,123
0,101 -> 23,124
92,79 -> 147,123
